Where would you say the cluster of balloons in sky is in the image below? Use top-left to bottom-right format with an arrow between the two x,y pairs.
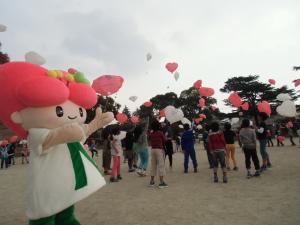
1,22 -> 300,125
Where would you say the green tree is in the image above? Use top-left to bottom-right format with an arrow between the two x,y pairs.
122,105 -> 131,118
0,42 -> 10,64
220,75 -> 299,117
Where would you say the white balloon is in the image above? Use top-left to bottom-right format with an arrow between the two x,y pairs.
129,96 -> 138,102
231,117 -> 239,125
276,93 -> 292,101
0,24 -> 7,32
25,51 -> 46,65
276,100 -> 296,117
181,117 -> 191,126
174,71 -> 179,81
146,53 -> 152,61
165,106 -> 184,124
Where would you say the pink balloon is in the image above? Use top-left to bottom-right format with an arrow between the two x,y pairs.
193,80 -> 202,89
198,87 -> 215,97
241,102 -> 249,111
131,116 -> 140,124
144,101 -> 153,107
277,136 -> 285,142
268,79 -> 276,85
9,135 -> 18,143
199,98 -> 205,108
165,62 -> 178,73
92,75 -> 124,96
228,92 -> 242,107
68,68 -> 78,74
211,106 -> 217,111
257,101 -> 271,116
116,113 -> 128,123
294,79 -> 300,87
200,114 -> 206,119
286,121 -> 293,128
194,118 -> 202,124
159,109 -> 165,117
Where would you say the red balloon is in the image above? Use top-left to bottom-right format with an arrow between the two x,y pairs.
286,121 -> 293,128
257,101 -> 271,116
68,68 -> 78,74
92,75 -> 124,96
198,87 -> 215,97
211,106 -> 217,111
200,114 -> 206,119
116,113 -> 128,124
294,79 -> 300,87
193,80 -> 202,89
228,92 -> 242,107
9,135 -> 18,143
194,118 -> 202,124
165,62 -> 178,73
268,79 -> 276,85
1,140 -> 9,146
277,135 -> 285,142
131,116 -> 140,124
144,101 -> 152,107
159,109 -> 165,117
241,102 -> 249,111
199,98 -> 205,108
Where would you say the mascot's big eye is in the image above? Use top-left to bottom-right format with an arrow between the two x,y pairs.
56,106 -> 64,117
79,108 -> 84,117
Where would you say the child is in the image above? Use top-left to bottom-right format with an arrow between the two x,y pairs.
239,119 -> 260,178
124,130 -> 135,172
149,120 -> 168,188
21,142 -> 30,164
89,140 -> 98,158
223,122 -> 238,171
181,124 -> 198,173
133,117 -> 149,176
163,122 -> 174,168
208,122 -> 228,183
102,129 -> 111,175
1,142 -> 9,169
110,125 -> 126,182
203,125 -> 214,169
266,129 -> 274,147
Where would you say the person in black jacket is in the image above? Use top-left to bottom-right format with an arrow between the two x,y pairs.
223,123 -> 238,171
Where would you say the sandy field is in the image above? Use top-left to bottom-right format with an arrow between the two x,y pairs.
1,143 -> 300,225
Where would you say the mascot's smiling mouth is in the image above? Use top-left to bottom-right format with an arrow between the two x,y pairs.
68,116 -> 77,120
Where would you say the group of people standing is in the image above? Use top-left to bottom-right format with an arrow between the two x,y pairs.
0,141 -> 29,169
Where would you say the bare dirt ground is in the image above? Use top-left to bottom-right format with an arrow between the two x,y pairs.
1,143 -> 300,225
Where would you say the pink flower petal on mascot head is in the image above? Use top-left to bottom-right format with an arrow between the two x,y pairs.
92,75 -> 124,96
228,92 -> 242,108
9,135 -> 18,143
257,101 -> 271,116
194,118 -> 201,124
211,106 -> 217,111
268,79 -> 276,85
144,101 -> 152,107
199,98 -> 205,108
198,87 -> 215,97
159,109 -> 165,117
294,79 -> 300,87
131,116 -> 140,124
277,136 -> 285,142
116,113 -> 128,124
200,114 -> 206,119
241,102 -> 249,111
165,62 -> 178,73
193,80 -> 202,89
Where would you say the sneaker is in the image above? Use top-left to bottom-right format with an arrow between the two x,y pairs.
223,176 -> 228,183
184,169 -> 188,173
214,176 -> 218,183
158,182 -> 168,189
110,177 -> 119,182
267,163 -> 272,168
254,171 -> 260,177
148,181 -> 155,187
128,169 -> 135,172
247,171 -> 253,179
260,165 -> 267,173
117,175 -> 122,180
137,170 -> 143,176
194,168 -> 198,173
141,170 -> 147,176
233,167 -> 238,171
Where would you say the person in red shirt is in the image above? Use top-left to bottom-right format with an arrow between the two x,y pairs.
208,122 -> 228,183
149,120 -> 168,189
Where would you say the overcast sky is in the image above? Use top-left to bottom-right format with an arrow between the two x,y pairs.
1,0 -> 300,113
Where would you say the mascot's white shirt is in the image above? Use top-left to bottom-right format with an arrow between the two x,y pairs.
26,128 -> 106,220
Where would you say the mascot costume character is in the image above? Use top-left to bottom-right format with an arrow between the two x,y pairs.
0,62 -> 114,225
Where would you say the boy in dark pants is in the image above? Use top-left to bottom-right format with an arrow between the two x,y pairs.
203,127 -> 214,169
124,131 -> 135,172
181,124 -> 198,173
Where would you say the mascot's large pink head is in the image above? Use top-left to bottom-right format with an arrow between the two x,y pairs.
0,62 -> 97,138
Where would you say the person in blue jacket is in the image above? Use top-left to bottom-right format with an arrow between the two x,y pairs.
181,124 -> 198,173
